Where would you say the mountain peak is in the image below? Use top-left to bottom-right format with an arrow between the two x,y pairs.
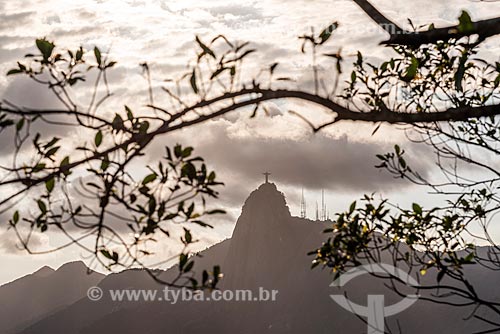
33,265 -> 55,278
240,182 -> 290,217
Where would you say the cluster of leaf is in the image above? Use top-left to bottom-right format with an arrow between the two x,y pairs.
310,195 -> 479,284
340,14 -> 500,115
311,12 -> 500,316
2,39 -> 229,290
7,38 -> 115,88
187,35 -> 257,97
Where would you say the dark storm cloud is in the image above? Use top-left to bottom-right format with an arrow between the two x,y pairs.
203,128 -> 427,192
149,120 -> 431,202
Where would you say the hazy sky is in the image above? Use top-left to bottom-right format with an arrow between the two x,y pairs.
0,0 -> 499,284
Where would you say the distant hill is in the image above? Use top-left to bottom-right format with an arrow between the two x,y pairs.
6,183 -> 500,333
0,261 -> 103,334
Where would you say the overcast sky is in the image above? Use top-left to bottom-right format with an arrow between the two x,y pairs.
0,0 -> 499,285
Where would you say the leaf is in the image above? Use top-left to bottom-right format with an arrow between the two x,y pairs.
13,211 -> 19,224
455,52 -> 468,92
16,118 -> 25,131
125,105 -> 133,120
0,119 -> 14,128
202,270 -> 209,284
206,209 -> 226,215
356,51 -> 363,66
37,200 -> 47,214
181,163 -> 196,180
464,252 -> 475,263
458,11 -> 474,33
33,163 -> 46,173
213,265 -> 221,280
148,197 -> 156,214
190,69 -> 198,94
319,22 -> 338,44
94,130 -> 103,147
182,147 -> 193,158
142,173 -> 157,185
101,155 -> 110,171
44,146 -> 60,158
174,144 -> 183,158
403,57 -> 419,82
76,47 -> 83,61
349,201 -> 356,214
36,39 -> 55,60
130,194 -> 137,203
45,177 -> 55,193
270,62 -> 279,74
100,249 -> 113,260
7,69 -> 23,76
179,253 -> 188,270
94,46 -> 102,66
138,121 -> 149,134
105,61 -> 117,69
183,228 -> 192,244
412,203 -> 422,215
44,137 -> 60,149
192,220 -> 213,228
184,261 -> 194,273
60,156 -> 70,174
112,114 -> 124,131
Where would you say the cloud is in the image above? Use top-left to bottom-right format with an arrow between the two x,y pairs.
0,11 -> 36,31
226,127 -> 427,191
145,119 -> 431,216
0,229 -> 48,255
208,4 -> 265,21
2,76 -> 64,109
0,77 -> 77,157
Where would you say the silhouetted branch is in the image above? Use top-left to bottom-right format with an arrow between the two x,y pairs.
354,0 -> 500,46
384,17 -> 500,46
352,0 -> 403,34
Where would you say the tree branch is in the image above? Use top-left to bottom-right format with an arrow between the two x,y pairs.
353,0 -> 500,47
3,87 -> 499,194
352,0 -> 403,34
384,17 -> 500,46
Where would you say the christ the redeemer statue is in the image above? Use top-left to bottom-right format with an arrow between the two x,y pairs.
263,172 -> 271,183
